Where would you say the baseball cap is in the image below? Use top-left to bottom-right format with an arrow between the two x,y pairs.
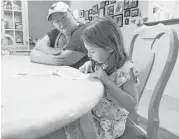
47,2 -> 71,21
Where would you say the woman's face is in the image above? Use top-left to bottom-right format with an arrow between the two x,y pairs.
84,41 -> 109,64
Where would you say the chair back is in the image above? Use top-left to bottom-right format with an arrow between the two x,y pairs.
128,23 -> 179,139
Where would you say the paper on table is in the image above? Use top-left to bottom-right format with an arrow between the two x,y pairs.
12,72 -> 52,78
51,66 -> 91,80
12,66 -> 91,79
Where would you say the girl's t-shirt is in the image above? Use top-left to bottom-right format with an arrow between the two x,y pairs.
64,61 -> 139,139
92,60 -> 139,139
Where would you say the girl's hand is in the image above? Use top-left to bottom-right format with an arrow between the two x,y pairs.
89,67 -> 109,82
79,61 -> 93,73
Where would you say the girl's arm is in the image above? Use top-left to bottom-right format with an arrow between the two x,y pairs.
102,69 -> 138,113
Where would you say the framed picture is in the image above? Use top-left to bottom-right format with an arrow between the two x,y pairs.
100,1 -> 106,8
124,0 -> 130,10
110,0 -> 116,4
131,8 -> 139,17
114,0 -> 123,15
124,10 -> 130,17
89,16 -> 92,21
89,9 -> 92,15
85,10 -> 89,20
99,8 -> 105,17
131,0 -> 138,8
105,0 -> 109,6
80,10 -> 84,18
113,14 -> 123,27
105,5 -> 114,16
125,18 -> 129,25
92,14 -> 98,21
92,4 -> 98,15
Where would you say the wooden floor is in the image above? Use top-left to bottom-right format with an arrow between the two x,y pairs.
138,89 -> 179,136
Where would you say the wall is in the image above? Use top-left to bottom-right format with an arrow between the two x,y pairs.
28,1 -> 55,39
28,1 -> 70,39
71,1 -> 149,48
71,1 -> 99,23
71,1 -> 179,99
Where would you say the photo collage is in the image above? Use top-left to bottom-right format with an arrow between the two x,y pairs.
80,0 -> 139,27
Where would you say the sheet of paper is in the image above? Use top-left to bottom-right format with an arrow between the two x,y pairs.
12,71 -> 52,78
51,66 -> 91,80
11,66 -> 91,80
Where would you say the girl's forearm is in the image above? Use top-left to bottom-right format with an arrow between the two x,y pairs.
102,78 -> 137,113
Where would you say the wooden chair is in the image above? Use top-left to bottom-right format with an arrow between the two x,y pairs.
119,23 -> 179,139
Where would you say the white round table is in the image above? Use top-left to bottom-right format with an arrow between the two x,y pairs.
1,56 -> 104,139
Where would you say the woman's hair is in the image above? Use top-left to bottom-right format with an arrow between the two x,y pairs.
82,16 -> 129,75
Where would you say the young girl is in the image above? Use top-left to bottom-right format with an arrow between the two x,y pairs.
79,16 -> 139,139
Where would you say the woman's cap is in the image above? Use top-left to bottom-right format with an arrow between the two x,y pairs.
47,2 -> 70,21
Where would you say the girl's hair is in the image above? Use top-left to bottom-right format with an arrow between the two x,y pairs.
82,16 -> 129,75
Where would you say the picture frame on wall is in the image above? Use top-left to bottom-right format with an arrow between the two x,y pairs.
89,9 -> 92,15
105,0 -> 109,6
124,0 -> 130,10
105,5 -> 114,16
110,0 -> 116,4
124,10 -> 130,17
92,4 -> 98,15
131,0 -> 138,8
131,8 -> 139,17
80,10 -> 84,18
114,0 -> 123,15
100,1 -> 106,8
113,14 -> 123,27
92,14 -> 98,21
125,18 -> 129,25
99,8 -> 105,17
85,10 -> 89,20
89,16 -> 92,21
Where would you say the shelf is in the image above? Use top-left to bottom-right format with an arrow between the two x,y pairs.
144,18 -> 179,26
3,9 -> 12,12
3,9 -> 22,12
5,29 -> 13,31
6,45 -> 14,47
4,29 -> 23,31
14,10 -> 22,12
15,29 -> 23,31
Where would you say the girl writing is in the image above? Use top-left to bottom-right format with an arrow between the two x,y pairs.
79,16 -> 139,139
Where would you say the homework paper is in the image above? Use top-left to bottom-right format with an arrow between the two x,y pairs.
51,66 -> 91,80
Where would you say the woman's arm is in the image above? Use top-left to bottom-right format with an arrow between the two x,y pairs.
102,69 -> 138,113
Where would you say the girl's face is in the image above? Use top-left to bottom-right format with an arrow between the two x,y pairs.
84,41 -> 110,64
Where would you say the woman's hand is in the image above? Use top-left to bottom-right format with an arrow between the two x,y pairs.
79,61 -> 93,73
